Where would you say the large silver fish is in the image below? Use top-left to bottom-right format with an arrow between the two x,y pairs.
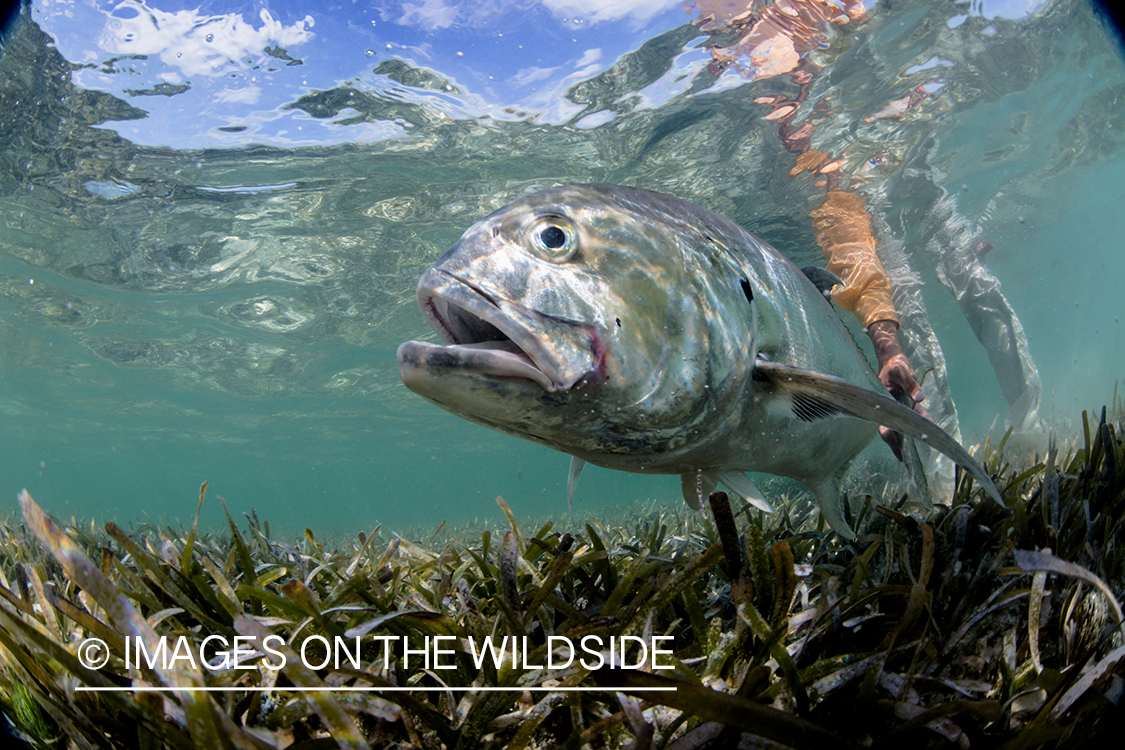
396,184 -> 1001,538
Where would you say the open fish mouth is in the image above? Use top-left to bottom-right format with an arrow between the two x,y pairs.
398,268 -> 602,393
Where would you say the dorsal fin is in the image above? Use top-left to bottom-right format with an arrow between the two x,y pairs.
800,266 -> 844,297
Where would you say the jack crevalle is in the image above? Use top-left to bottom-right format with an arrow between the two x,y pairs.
396,185 -> 1001,538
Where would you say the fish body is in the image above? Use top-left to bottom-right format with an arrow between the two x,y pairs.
397,184 -> 999,538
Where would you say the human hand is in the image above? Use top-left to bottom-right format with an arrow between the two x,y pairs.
867,320 -> 929,460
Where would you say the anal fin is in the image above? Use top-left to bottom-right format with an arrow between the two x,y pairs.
901,435 -> 933,507
810,477 -> 856,540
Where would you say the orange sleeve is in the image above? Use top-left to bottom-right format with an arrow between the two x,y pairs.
809,190 -> 899,329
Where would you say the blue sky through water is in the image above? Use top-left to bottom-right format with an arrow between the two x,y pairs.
30,0 -> 1053,150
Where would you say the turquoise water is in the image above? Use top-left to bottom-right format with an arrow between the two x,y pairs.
2,0 -> 1123,536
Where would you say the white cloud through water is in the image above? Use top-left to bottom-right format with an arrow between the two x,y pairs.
390,0 -> 684,30
97,0 -> 314,78
539,0 -> 683,23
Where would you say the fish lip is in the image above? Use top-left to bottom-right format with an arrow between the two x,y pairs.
411,267 -> 598,392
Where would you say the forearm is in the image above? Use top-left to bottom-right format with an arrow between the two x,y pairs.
810,190 -> 899,329
866,319 -> 902,366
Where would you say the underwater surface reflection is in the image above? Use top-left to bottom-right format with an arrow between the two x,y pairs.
1,0 -> 1123,534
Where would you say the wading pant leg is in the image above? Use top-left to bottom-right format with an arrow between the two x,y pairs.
925,194 -> 1043,432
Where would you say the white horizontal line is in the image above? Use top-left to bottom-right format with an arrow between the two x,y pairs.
76,686 -> 676,693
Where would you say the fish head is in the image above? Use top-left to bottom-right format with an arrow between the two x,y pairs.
397,185 -> 754,466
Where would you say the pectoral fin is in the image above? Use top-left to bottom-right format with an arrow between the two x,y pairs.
567,456 -> 586,513
755,359 -> 1002,507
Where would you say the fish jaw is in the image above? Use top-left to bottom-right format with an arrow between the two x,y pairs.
399,267 -> 607,397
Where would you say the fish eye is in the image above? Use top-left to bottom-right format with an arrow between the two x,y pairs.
529,216 -> 577,262
540,226 -> 566,249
